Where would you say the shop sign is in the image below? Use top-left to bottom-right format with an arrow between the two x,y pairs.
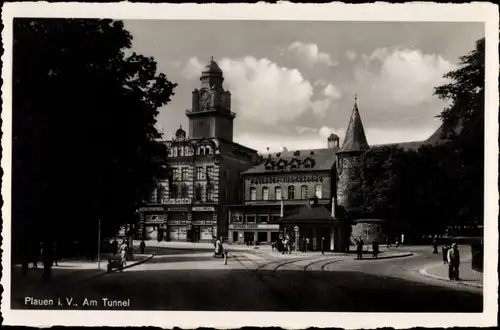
250,175 -> 323,185
139,206 -> 163,212
168,220 -> 191,225
229,224 -> 279,230
163,198 -> 191,205
192,206 -> 215,212
168,207 -> 189,212
193,220 -> 214,225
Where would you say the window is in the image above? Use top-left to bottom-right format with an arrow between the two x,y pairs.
179,147 -> 184,157
257,215 -> 269,223
275,186 -> 282,200
262,187 -> 269,200
246,215 -> 256,223
195,184 -> 203,201
206,166 -> 214,180
196,166 -> 204,180
205,146 -> 212,155
185,146 -> 190,156
181,184 -> 189,198
288,186 -> 295,200
173,148 -> 178,157
170,184 -> 178,198
150,188 -> 157,203
315,184 -> 322,199
291,163 -> 298,170
304,162 -> 311,168
232,215 -> 243,223
157,186 -> 164,203
278,164 -> 285,170
181,167 -> 189,181
207,184 -> 214,201
301,185 -> 308,199
250,187 -> 257,201
265,165 -> 272,170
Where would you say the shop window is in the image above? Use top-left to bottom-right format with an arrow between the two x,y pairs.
275,186 -> 282,200
262,187 -> 269,200
288,186 -> 295,200
257,232 -> 268,243
246,215 -> 256,223
301,185 -> 308,199
315,184 -> 322,199
250,187 -> 256,201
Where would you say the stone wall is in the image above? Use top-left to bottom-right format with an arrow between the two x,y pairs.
350,222 -> 387,245
336,153 -> 361,211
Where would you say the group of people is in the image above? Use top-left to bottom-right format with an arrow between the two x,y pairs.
111,239 -> 132,267
32,241 -> 59,269
355,237 -> 380,260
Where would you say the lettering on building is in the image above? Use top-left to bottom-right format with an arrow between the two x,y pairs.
249,175 -> 323,185
168,220 -> 191,225
193,220 -> 215,225
192,206 -> 216,212
139,207 -> 164,212
163,198 -> 192,205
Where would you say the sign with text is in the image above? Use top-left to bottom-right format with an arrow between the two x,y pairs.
193,220 -> 215,225
192,206 -> 215,212
249,175 -> 323,185
168,220 -> 191,225
229,224 -> 279,230
163,198 -> 191,205
139,206 -> 163,212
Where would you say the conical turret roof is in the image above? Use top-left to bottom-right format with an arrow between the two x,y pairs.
340,95 -> 369,152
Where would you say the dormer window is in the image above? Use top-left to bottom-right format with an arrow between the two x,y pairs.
304,163 -> 311,168
291,163 -> 298,170
278,164 -> 285,170
265,165 -> 272,170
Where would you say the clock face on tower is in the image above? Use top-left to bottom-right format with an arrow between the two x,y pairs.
200,90 -> 209,101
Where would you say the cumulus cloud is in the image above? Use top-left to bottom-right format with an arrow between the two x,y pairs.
323,84 -> 342,99
288,42 -> 336,67
345,50 -> 357,61
355,47 -> 456,109
182,56 -> 341,124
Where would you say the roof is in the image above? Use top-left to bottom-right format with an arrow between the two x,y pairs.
242,147 -> 338,175
202,57 -> 223,75
270,200 -> 345,224
339,97 -> 369,153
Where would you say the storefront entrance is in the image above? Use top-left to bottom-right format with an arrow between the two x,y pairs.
244,232 -> 254,245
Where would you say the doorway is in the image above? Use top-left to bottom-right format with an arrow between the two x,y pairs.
232,231 -> 239,243
244,232 -> 254,245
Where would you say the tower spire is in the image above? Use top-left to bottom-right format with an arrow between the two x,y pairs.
340,94 -> 369,152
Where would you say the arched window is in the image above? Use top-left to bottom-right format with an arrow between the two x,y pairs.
315,184 -> 322,199
301,185 -> 308,199
275,186 -> 282,200
262,187 -> 269,200
250,187 -> 257,201
288,186 -> 295,200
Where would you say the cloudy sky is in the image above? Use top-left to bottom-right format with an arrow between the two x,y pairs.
123,20 -> 484,152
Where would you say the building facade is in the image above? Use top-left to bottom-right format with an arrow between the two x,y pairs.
138,58 -> 260,242
228,140 -> 340,247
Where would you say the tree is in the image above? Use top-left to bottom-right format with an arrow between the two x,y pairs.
12,18 -> 177,279
434,37 -> 485,229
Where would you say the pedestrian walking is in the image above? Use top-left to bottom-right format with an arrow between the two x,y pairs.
356,237 -> 364,260
306,237 -> 310,252
432,238 -> 439,254
386,237 -> 391,248
442,244 -> 449,264
447,243 -> 460,280
119,240 -> 128,269
372,240 -> 379,258
140,240 -> 146,254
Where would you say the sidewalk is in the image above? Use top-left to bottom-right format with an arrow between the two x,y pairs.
134,239 -> 273,252
419,258 -> 483,289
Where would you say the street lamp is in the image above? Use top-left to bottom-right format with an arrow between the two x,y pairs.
97,218 -> 101,270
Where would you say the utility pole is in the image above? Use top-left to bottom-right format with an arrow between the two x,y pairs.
97,218 -> 101,270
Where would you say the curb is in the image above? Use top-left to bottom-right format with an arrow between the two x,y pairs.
418,267 -> 483,289
353,253 -> 414,261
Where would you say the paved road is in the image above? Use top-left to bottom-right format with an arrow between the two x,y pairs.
11,246 -> 482,312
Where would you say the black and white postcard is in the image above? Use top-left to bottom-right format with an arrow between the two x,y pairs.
1,2 -> 498,328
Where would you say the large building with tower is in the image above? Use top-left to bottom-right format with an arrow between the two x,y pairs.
138,58 -> 260,242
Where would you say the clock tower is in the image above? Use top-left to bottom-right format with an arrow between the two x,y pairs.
186,57 -> 235,142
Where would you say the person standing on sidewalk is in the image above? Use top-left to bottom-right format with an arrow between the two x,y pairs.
356,237 -> 364,260
432,238 -> 439,254
372,240 -> 379,258
442,244 -> 449,264
140,240 -> 146,254
119,240 -> 128,268
447,243 -> 460,280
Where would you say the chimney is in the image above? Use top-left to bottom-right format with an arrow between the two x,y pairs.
328,133 -> 339,149
293,150 -> 300,156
